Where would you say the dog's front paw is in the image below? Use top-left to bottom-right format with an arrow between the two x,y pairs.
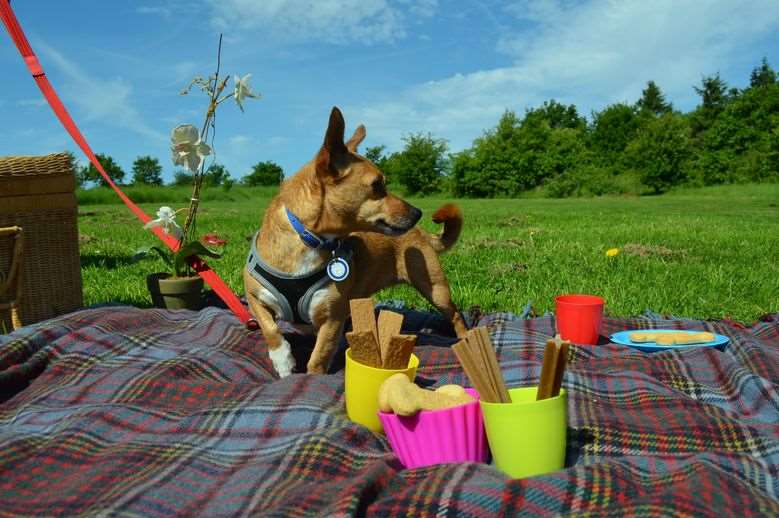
269,339 -> 296,378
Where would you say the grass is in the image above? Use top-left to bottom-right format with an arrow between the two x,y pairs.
76,183 -> 779,324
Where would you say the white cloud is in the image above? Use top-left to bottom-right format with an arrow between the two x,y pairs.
136,6 -> 172,17
15,98 -> 47,107
36,40 -> 166,142
349,0 -> 779,152
205,0 -> 437,45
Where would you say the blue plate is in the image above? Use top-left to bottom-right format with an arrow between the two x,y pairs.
610,329 -> 729,352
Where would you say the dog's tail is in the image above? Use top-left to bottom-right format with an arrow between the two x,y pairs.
429,204 -> 463,253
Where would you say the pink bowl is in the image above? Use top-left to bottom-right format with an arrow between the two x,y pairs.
377,388 -> 489,469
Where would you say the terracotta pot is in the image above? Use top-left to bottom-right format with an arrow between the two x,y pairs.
146,273 -> 204,310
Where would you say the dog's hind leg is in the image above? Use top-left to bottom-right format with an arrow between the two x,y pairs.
404,248 -> 468,339
425,280 -> 468,339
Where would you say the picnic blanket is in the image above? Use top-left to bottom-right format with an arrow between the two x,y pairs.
1,306 -> 777,517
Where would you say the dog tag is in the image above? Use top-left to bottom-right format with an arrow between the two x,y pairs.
327,256 -> 350,282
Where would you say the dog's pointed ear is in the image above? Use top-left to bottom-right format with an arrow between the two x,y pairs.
345,124 -> 366,153
316,107 -> 347,177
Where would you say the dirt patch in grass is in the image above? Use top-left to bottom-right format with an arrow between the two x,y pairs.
490,262 -> 529,275
503,215 -> 529,226
465,237 -> 525,249
623,243 -> 684,258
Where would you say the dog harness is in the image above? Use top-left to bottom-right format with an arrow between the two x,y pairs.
246,208 -> 352,325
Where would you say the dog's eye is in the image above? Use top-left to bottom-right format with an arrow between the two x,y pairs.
372,178 -> 387,197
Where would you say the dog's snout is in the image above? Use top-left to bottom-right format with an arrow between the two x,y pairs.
409,206 -> 422,225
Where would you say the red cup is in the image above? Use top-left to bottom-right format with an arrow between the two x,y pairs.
555,294 -> 604,345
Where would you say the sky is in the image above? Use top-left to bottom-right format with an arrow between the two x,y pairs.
2,0 -> 779,184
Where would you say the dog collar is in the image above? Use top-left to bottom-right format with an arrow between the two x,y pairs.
285,207 -> 342,252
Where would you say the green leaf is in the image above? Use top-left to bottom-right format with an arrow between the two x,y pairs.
173,241 -> 222,277
131,246 -> 173,271
150,246 -> 174,269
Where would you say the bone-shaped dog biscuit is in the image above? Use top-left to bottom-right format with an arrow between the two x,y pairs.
378,374 -> 475,416
629,331 -> 715,345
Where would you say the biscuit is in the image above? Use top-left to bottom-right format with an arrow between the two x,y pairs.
347,330 -> 382,368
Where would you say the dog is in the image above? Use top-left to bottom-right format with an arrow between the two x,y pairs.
243,107 -> 467,376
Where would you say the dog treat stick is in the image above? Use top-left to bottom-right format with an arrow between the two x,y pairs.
377,310 -> 404,366
453,339 -> 497,402
346,330 -> 382,368
537,335 -> 569,400
466,328 -> 496,399
350,298 -> 379,349
551,338 -> 569,398
383,334 -> 417,369
470,327 -> 511,403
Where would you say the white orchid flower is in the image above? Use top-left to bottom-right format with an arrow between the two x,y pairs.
233,74 -> 259,112
170,124 -> 212,173
144,206 -> 183,239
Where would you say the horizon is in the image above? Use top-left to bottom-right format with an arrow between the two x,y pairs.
2,1 -> 778,184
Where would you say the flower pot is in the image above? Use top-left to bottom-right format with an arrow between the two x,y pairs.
146,273 -> 204,310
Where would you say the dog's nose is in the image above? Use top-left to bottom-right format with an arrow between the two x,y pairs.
410,206 -> 422,225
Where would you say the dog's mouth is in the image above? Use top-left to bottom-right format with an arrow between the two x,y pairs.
374,218 -> 412,236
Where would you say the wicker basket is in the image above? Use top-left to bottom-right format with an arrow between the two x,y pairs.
0,153 -> 83,327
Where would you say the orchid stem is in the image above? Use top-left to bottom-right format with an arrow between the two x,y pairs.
179,33 -> 224,272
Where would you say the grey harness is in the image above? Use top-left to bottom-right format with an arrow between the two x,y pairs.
246,233 -> 351,324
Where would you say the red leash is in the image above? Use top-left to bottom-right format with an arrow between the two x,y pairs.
1,1 -> 258,329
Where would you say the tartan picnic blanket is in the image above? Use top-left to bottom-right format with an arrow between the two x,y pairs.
1,306 -> 778,517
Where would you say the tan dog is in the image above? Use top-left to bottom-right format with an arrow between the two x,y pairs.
244,107 -> 467,376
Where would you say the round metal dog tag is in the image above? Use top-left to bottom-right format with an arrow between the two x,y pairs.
327,257 -> 350,282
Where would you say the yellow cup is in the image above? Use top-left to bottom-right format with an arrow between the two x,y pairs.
344,348 -> 419,433
479,387 -> 567,479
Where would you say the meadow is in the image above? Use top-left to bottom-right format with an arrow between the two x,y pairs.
76,183 -> 779,324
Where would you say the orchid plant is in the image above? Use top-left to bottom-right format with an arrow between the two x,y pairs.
136,35 -> 259,278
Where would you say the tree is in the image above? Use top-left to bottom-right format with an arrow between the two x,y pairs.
690,73 -> 731,135
242,161 -> 284,186
383,133 -> 448,195
131,155 -> 163,185
172,169 -> 193,186
452,110 -> 525,197
626,113 -> 692,193
364,145 -> 388,169
527,99 -> 586,130
78,153 -> 125,187
203,163 -> 230,187
694,77 -> 779,184
750,57 -> 777,88
63,151 -> 84,188
590,103 -> 641,161
364,145 -> 386,164
636,80 -> 673,116
694,73 -> 730,112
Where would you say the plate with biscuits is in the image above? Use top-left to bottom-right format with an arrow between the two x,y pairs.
610,329 -> 729,352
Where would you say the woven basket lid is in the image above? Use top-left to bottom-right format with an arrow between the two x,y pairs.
0,153 -> 76,196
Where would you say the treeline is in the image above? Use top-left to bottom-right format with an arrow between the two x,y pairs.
72,154 -> 285,189
370,58 -> 779,197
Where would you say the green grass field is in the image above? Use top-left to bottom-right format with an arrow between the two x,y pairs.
76,183 -> 779,324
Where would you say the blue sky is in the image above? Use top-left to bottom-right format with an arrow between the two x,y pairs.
2,0 -> 779,184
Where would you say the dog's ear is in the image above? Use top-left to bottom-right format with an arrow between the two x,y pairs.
345,124 -> 366,153
316,107 -> 347,177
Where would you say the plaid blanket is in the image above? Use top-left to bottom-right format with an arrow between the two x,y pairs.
1,307 -> 777,517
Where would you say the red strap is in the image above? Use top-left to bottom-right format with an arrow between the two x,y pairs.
2,2 -> 257,328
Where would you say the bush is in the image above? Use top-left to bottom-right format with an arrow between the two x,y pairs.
242,161 -> 284,186
626,113 -> 693,193
543,165 -> 643,198
383,133 -> 448,195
